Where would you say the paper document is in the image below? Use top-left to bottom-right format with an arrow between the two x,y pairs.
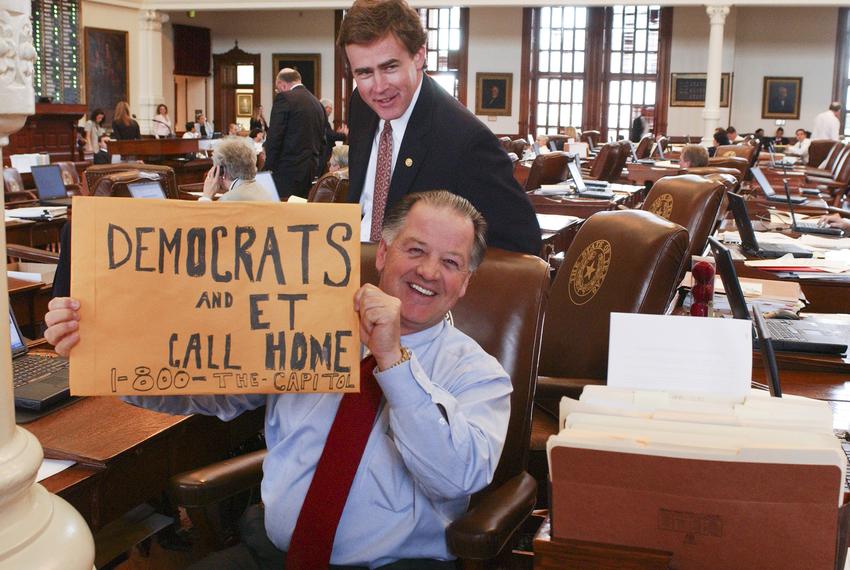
6,206 -> 67,220
36,459 -> 75,482
607,313 -> 752,401
536,213 -> 580,232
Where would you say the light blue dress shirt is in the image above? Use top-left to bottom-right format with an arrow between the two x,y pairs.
124,319 -> 511,567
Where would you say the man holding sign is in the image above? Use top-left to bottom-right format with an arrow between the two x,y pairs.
45,191 -> 511,569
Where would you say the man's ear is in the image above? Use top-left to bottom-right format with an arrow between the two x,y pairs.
376,239 -> 388,273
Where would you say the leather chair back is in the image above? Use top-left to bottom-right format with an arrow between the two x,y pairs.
525,152 -> 570,191
587,143 -> 618,180
55,161 -> 81,193
714,144 -> 756,163
635,136 -> 653,159
361,244 -> 550,489
580,130 -> 600,149
308,171 -> 350,203
540,210 -> 689,380
809,140 -> 840,168
92,169 -> 178,199
498,136 -> 512,152
85,163 -> 178,199
657,136 -> 670,153
642,174 -> 725,260
3,167 -> 25,193
828,144 -> 850,179
546,134 -> 570,151
700,171 -> 740,194
509,139 -> 528,156
608,140 -> 631,181
707,155 -> 749,181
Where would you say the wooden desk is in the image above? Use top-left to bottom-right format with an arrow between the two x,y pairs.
107,138 -> 200,157
5,218 -> 65,250
9,276 -> 50,337
26,396 -> 264,532
528,193 -> 622,218
624,163 -> 684,187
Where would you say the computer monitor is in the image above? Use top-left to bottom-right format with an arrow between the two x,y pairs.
30,165 -> 67,200
127,181 -> 166,199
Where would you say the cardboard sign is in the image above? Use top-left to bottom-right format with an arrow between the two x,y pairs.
70,196 -> 361,396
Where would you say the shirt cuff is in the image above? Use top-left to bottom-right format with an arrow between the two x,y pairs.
198,196 -> 213,202
374,352 -> 432,409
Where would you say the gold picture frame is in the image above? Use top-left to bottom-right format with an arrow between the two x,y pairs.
475,73 -> 512,116
272,54 -> 321,97
670,73 -> 732,108
236,93 -> 253,117
762,76 -> 802,120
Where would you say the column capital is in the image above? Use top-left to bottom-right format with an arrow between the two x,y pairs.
706,5 -> 730,25
0,4 -> 35,137
140,9 -> 169,31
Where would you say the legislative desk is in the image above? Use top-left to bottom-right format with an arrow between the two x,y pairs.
6,217 -> 65,249
9,275 -> 50,337
106,139 -> 212,187
26,395 -> 265,533
624,162 -> 685,187
528,192 -> 624,218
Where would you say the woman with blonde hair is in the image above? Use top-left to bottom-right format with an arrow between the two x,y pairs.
111,101 -> 140,140
249,105 -> 268,133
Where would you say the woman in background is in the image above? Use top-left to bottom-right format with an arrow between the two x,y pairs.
249,105 -> 268,133
84,109 -> 105,153
111,101 -> 141,140
152,103 -> 173,138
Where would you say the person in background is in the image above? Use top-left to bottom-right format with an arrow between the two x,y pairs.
709,130 -> 731,157
199,137 -> 278,202
111,102 -> 140,140
249,105 -> 269,133
773,127 -> 788,145
536,134 -> 551,153
812,102 -> 842,141
195,112 -> 215,139
329,144 -> 349,173
629,106 -> 649,142
249,128 -> 265,154
227,123 -> 240,136
84,109 -> 105,153
784,128 -> 811,164
264,67 -> 326,199
92,133 -> 111,165
152,104 -> 173,138
725,126 -> 743,143
319,98 -> 348,174
818,213 -> 850,232
561,126 -> 579,141
182,122 -> 199,139
678,144 -> 709,168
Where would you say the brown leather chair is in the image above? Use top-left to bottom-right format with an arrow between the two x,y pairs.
706,155 -> 749,182
805,146 -> 850,206
509,139 -> 529,156
686,166 -> 743,190
642,174 -> 726,261
584,142 -> 618,180
3,167 -> 38,205
528,210 -> 689,501
170,244 -> 551,563
580,130 -> 600,149
55,161 -> 82,195
714,144 -> 756,164
308,170 -> 350,203
634,136 -> 653,159
545,134 -> 571,151
85,163 -> 178,199
807,140 -> 840,169
498,136 -> 512,152
524,152 -> 570,191
609,140 -> 632,182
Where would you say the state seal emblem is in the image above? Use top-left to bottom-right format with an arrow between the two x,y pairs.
569,239 -> 611,305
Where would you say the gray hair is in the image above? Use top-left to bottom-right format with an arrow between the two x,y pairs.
332,144 -> 349,168
212,137 -> 257,181
830,101 -> 842,112
382,190 -> 487,270
320,98 -> 333,109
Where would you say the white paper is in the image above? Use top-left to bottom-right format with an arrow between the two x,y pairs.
607,313 -> 752,401
36,459 -> 75,482
5,206 -> 67,220
536,213 -> 580,232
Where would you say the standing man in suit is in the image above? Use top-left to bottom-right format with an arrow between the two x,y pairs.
338,0 -> 540,255
629,106 -> 649,143
264,68 -> 327,199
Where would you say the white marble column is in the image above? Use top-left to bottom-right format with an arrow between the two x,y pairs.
0,0 -> 94,567
702,5 -> 730,144
137,9 -> 170,136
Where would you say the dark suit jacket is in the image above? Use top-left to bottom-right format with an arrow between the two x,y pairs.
348,75 -> 541,255
264,84 -> 327,198
93,150 -> 110,165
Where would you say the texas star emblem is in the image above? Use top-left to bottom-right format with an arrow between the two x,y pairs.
569,239 -> 612,305
649,193 -> 674,220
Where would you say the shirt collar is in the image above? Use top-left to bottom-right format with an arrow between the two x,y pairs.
377,74 -> 424,136
400,318 -> 447,349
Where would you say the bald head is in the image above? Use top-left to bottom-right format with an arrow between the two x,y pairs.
275,68 -> 302,93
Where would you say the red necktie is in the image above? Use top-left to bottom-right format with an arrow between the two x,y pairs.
286,355 -> 382,569
370,122 -> 394,242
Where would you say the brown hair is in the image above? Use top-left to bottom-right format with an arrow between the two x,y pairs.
113,101 -> 132,126
681,144 -> 709,167
382,190 -> 487,271
336,0 -> 427,65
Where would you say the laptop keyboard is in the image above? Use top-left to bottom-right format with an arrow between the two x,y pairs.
13,354 -> 69,387
765,319 -> 805,341
794,222 -> 844,236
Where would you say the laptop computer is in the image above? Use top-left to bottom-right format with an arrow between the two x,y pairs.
708,236 -> 847,354
781,180 -> 844,237
127,180 -> 166,199
751,166 -> 806,204
567,155 -> 614,199
725,192 -> 812,258
10,309 -> 71,411
30,164 -> 72,206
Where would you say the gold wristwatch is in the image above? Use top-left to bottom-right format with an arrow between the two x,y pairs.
379,346 -> 411,372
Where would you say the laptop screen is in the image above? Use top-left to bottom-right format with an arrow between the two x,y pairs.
750,167 -> 775,196
566,157 -> 586,192
9,310 -> 26,357
128,181 -> 166,199
30,165 -> 67,200
255,171 -> 278,196
707,236 -> 750,320
726,192 -> 760,253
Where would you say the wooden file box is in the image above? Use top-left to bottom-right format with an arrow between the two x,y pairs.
549,446 -> 850,569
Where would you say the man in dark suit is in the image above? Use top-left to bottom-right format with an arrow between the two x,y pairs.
338,0 -> 540,255
319,98 -> 348,175
264,68 -> 327,198
92,134 -> 110,164
768,85 -> 794,115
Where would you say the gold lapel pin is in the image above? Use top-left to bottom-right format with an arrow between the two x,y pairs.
404,158 -> 413,167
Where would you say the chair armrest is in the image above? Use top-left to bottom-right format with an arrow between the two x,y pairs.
170,449 -> 266,509
446,471 -> 537,560
7,243 -> 60,263
536,375 -> 605,401
805,175 -> 840,186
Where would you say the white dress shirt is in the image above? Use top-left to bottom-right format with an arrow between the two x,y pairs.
812,110 -> 840,141
359,78 -> 423,242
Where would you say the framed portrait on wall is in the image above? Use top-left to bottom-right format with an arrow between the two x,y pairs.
475,73 -> 512,116
762,77 -> 802,119
272,54 -> 321,97
84,27 -> 129,125
236,93 -> 253,117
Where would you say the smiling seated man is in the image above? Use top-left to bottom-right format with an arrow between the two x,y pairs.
44,190 -> 511,570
